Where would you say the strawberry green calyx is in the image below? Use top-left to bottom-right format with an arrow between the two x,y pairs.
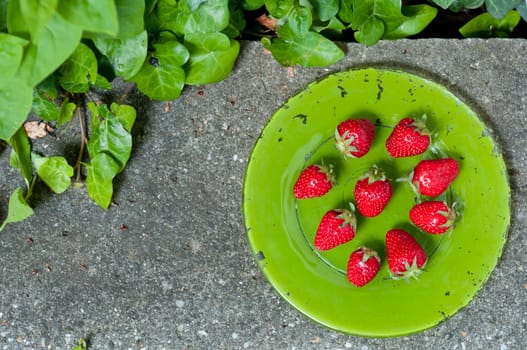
335,129 -> 358,158
390,257 -> 427,281
336,207 -> 357,232
410,114 -> 431,137
360,247 -> 380,264
361,164 -> 387,185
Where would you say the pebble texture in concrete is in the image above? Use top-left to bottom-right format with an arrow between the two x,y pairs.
0,39 -> 526,349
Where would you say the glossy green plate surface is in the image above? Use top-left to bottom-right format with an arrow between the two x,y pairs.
242,68 -> 510,337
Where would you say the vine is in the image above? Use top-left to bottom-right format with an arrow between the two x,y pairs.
0,0 -> 525,231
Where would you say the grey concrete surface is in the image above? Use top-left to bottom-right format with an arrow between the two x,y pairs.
0,39 -> 526,349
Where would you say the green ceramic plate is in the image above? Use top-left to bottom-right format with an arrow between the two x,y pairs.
242,68 -> 510,337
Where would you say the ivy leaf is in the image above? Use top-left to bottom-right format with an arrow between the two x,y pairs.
265,0 -> 294,18
338,0 -> 353,24
223,1 -> 246,38
58,42 -> 98,94
57,0 -> 118,35
351,0 -> 404,45
16,11 -> 82,87
17,0 -> 59,42
517,2 -> 527,21
262,30 -> 344,67
0,33 -> 28,90
354,15 -> 385,46
93,30 -> 148,80
87,106 -> 132,172
113,0 -> 145,37
173,0 -> 230,35
0,187 -> 34,231
57,98 -> 77,127
1,0 -> 7,32
85,153 -> 120,209
92,73 -> 113,90
311,0 -> 339,22
384,5 -> 438,39
448,0 -> 484,12
31,153 -> 73,194
459,10 -> 520,37
0,79 -> 33,141
429,0 -> 456,9
184,32 -> 240,85
243,0 -> 265,10
7,126 -> 33,186
287,5 -> 312,37
130,33 -> 189,100
485,0 -> 522,19
32,88 -> 60,122
110,103 -> 136,132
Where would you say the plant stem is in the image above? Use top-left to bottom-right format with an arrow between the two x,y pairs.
118,83 -> 136,104
74,106 -> 87,183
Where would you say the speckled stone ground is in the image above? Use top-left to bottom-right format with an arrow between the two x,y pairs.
0,39 -> 526,349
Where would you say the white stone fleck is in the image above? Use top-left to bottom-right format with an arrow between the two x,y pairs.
233,154 -> 239,161
232,332 -> 238,339
175,300 -> 184,308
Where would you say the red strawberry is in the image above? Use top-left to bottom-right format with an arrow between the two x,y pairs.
314,207 -> 356,250
385,116 -> 430,158
386,229 -> 427,280
354,165 -> 392,217
335,119 -> 375,158
347,247 -> 381,287
411,158 -> 459,197
293,164 -> 335,199
409,201 -> 456,234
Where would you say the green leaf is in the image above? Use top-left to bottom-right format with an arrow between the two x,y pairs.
485,0 -> 522,19
16,11 -> 82,87
36,76 -> 58,99
0,79 -> 33,141
7,126 -> 33,185
58,42 -> 98,93
265,0 -> 294,18
110,103 -> 136,132
429,0 -> 456,9
113,0 -> 145,38
1,0 -> 7,32
93,30 -> 148,80
57,0 -> 118,35
32,88 -> 60,122
130,33 -> 189,100
57,99 -> 77,127
85,153 -> 120,209
311,0 -> 339,22
354,15 -> 385,46
32,153 -> 73,193
173,0 -> 230,35
184,32 -> 240,85
338,0 -> 353,24
243,0 -> 265,11
0,187 -> 34,231
518,2 -> 527,21
156,0 -> 178,31
92,73 -> 113,90
223,1 -> 246,38
448,0 -> 484,12
262,30 -> 344,67
18,0 -> 59,42
287,5 -> 312,37
384,5 -> 438,39
0,33 -> 28,90
459,10 -> 521,37
87,107 -> 132,172
71,339 -> 87,350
